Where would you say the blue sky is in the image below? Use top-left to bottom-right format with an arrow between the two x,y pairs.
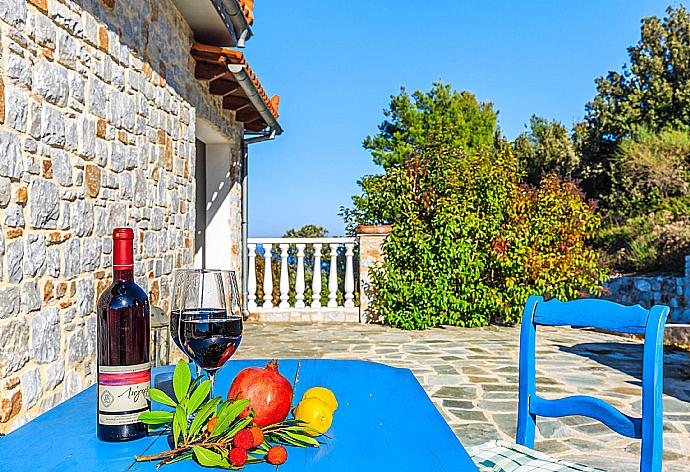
245,0 -> 674,237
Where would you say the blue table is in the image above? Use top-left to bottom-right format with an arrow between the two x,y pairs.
1,359 -> 478,471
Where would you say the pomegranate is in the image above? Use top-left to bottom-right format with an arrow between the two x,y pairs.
227,360 -> 293,427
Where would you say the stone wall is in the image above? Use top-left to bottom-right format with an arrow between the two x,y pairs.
0,0 -> 243,432
356,225 -> 390,323
605,258 -> 690,324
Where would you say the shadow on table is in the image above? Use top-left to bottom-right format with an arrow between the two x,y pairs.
559,342 -> 690,403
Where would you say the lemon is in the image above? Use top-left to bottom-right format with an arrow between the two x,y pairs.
294,398 -> 333,436
302,387 -> 338,412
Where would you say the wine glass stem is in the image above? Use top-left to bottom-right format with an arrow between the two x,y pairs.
209,372 -> 216,398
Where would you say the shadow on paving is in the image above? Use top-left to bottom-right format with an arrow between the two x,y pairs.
559,342 -> 690,402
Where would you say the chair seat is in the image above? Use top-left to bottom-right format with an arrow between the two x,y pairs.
468,440 -> 606,472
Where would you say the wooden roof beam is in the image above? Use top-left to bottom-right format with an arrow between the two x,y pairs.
194,62 -> 228,81
210,79 -> 241,96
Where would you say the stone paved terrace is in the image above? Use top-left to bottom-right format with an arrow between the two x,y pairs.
235,323 -> 690,471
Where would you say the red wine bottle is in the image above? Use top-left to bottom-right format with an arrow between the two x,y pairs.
96,228 -> 151,442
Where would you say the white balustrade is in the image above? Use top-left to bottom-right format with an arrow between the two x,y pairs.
295,243 -> 306,308
246,238 -> 357,318
344,242 -> 355,308
262,243 -> 273,308
279,244 -> 290,308
247,243 -> 257,310
327,243 -> 339,308
311,243 -> 322,308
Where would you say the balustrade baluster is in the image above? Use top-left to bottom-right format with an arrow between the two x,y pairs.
279,243 -> 290,308
262,243 -> 273,308
344,242 -> 355,308
311,243 -> 322,308
247,243 -> 257,310
328,243 -> 339,308
295,243 -> 306,308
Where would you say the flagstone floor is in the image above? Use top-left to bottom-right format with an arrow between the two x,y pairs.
236,323 -> 690,471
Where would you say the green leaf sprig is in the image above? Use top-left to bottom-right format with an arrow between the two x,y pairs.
136,360 -> 322,469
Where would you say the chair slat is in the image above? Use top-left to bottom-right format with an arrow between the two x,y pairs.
531,395 -> 642,439
532,297 -> 649,334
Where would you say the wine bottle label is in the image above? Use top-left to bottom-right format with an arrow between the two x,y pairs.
98,362 -> 150,426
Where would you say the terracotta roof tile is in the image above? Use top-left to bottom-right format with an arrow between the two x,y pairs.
191,43 -> 280,130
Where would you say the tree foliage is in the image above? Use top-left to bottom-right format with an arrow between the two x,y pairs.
363,142 -> 606,329
577,6 -> 690,211
513,116 -> 579,185
345,84 -> 607,329
363,82 -> 497,170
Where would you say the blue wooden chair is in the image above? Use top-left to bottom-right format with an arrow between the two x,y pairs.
468,295 -> 669,472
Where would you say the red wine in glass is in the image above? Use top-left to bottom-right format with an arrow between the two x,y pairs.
179,308 -> 243,372
170,269 -> 243,396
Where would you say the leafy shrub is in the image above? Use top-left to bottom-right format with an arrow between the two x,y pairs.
596,202 -> 690,274
363,143 -> 608,329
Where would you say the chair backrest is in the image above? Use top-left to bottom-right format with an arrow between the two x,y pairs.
516,295 -> 669,472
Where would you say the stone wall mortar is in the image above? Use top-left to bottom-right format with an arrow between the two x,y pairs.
0,0 -> 244,432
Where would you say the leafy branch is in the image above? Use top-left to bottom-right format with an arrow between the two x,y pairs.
136,360 -> 321,469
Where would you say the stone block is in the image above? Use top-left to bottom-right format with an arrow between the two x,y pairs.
5,85 -> 28,132
27,97 -> 41,138
7,54 -> 32,88
0,319 -> 29,376
70,199 -> 94,237
81,11 -> 98,45
0,177 -> 10,206
0,0 -> 27,28
81,238 -> 100,271
46,246 -> 60,277
41,105 -> 66,147
63,237 -> 80,279
20,368 -> 42,409
35,60 -> 69,107
84,164 -> 101,197
33,11 -> 54,48
28,178 -> 61,229
0,130 -> 22,178
4,203 -> 24,227
6,238 -> 24,283
65,118 -> 78,152
67,330 -> 86,362
87,76 -> 107,118
110,141 -> 125,172
24,233 -> 46,277
0,287 -> 20,319
20,280 -> 40,313
31,307 -> 59,363
44,360 -> 64,390
49,0 -> 81,35
78,115 -> 96,159
62,369 -> 83,400
56,29 -> 78,68
50,149 -> 72,186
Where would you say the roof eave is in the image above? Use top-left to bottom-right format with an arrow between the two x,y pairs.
227,64 -> 283,136
172,0 -> 253,47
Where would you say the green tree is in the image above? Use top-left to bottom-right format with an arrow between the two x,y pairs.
578,6 -> 690,210
513,115 -> 579,185
363,82 -> 497,170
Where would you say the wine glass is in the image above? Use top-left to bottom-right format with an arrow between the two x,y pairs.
170,269 -> 243,397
